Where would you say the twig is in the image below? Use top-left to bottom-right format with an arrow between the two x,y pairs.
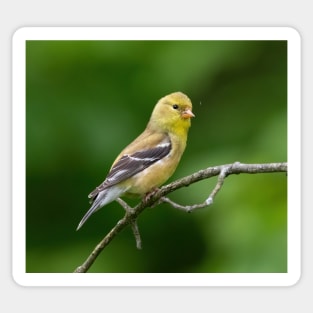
74,162 -> 287,273
159,196 -> 210,212
116,198 -> 142,249
159,162 -> 246,212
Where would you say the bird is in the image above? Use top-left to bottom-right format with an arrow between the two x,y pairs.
76,91 -> 194,230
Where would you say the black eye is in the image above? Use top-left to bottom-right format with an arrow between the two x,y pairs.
172,104 -> 179,110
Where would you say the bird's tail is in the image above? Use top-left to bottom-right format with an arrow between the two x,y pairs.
76,195 -> 103,231
76,185 -> 127,231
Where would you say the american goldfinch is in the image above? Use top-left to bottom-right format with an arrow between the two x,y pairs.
77,91 -> 194,230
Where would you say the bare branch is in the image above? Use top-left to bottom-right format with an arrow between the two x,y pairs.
73,162 -> 287,273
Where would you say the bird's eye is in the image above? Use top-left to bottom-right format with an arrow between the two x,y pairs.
172,104 -> 179,110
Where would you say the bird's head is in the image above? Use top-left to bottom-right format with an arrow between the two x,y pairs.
149,92 -> 194,134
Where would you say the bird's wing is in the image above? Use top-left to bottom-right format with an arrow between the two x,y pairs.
88,134 -> 171,199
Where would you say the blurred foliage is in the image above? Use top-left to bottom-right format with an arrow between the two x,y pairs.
26,40 -> 287,273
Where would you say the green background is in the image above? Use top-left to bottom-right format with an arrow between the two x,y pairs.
26,40 -> 287,273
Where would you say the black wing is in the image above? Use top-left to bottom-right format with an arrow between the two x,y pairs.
88,138 -> 171,199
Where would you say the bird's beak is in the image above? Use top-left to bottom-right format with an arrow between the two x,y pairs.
182,109 -> 195,119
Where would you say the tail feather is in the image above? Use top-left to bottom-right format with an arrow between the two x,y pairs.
76,185 -> 127,230
76,200 -> 100,231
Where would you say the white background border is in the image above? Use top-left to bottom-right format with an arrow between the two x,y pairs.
12,27 -> 300,287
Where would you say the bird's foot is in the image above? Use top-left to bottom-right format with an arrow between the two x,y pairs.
143,187 -> 160,206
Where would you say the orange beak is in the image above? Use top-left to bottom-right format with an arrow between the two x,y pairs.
182,109 -> 195,119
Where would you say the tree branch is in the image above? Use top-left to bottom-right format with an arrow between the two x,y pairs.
73,162 -> 287,273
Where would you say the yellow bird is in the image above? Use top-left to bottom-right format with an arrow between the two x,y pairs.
77,92 -> 194,230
